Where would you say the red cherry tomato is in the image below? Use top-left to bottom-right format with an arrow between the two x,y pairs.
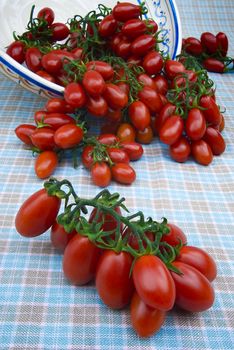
15,124 -> 36,146
191,139 -> 213,165
63,233 -> 101,285
81,145 -> 94,169
96,250 -> 134,309
117,123 -> 136,142
37,7 -> 55,25
164,60 -> 185,80
15,189 -> 61,237
41,52 -> 62,74
51,22 -> 70,41
50,222 -> 77,252
159,115 -> 184,145
89,206 -> 122,234
25,47 -> 42,72
39,113 -> 76,130
131,34 -> 156,56
143,51 -> 164,75
6,41 -> 25,63
133,255 -> 175,311
169,137 -> 191,163
176,246 -> 217,282
136,126 -> 154,144
200,32 -> 218,54
137,73 -> 156,90
138,86 -> 163,113
111,163 -> 136,185
97,133 -> 119,145
154,103 -> 176,134
64,82 -> 86,108
153,75 -> 169,95
103,84 -> 128,110
171,261 -> 215,312
54,124 -> 83,149
91,162 -> 111,187
161,223 -> 187,246
121,141 -> 143,161
36,70 -> 56,83
86,61 -> 114,81
34,150 -> 58,179
185,108 -> 206,141
106,107 -> 122,122
216,32 -> 228,56
199,95 -> 221,126
45,98 -> 67,113
30,127 -> 56,150
112,2 -> 141,22
82,70 -> 106,97
128,101 -> 151,131
202,58 -> 225,73
145,19 -> 158,34
203,126 -> 226,155
107,147 -> 130,164
121,19 -> 147,39
86,95 -> 108,117
184,37 -> 203,56
115,38 -> 132,59
98,14 -> 118,37
130,292 -> 166,337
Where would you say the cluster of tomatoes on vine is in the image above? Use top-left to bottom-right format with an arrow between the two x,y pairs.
15,178 -> 217,338
182,31 -> 233,73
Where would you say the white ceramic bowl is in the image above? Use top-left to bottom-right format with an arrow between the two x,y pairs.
0,0 -> 182,98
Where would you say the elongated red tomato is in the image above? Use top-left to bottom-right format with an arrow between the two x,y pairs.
98,14 -> 118,37
200,32 -> 217,54
81,145 -> 94,169
130,292 -> 166,337
184,37 -> 203,56
63,233 -> 101,285
97,133 -> 119,145
112,2 -> 141,22
25,47 -> 42,72
176,246 -> 217,282
121,19 -> 146,39
199,95 -> 221,126
34,150 -> 58,179
143,51 -> 164,75
117,123 -> 136,142
50,222 -> 77,252
161,223 -> 187,246
155,103 -> 176,134
159,115 -> 184,145
41,52 -> 62,74
107,148 -> 130,164
54,124 -> 83,149
86,61 -> 114,81
30,127 -> 56,151
191,140 -> 213,165
153,75 -> 169,95
82,70 -> 106,97
128,101 -> 150,131
133,255 -> 175,311
6,41 -> 25,63
169,136 -> 191,163
202,58 -> 225,73
171,261 -> 215,312
164,60 -> 185,80
216,32 -> 228,56
137,73 -> 156,90
185,108 -> 206,141
15,124 -> 36,146
45,98 -> 67,113
203,127 -> 226,155
37,7 -> 55,25
86,95 -> 108,117
103,84 -> 128,110
121,142 -> 143,161
64,82 -> 86,108
41,113 -> 76,130
96,250 -> 134,309
111,163 -> 136,185
91,162 -> 111,187
138,86 -> 163,113
131,34 -> 156,56
15,189 -> 61,237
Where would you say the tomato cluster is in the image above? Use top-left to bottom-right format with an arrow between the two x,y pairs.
15,178 -> 217,338
182,32 -> 233,73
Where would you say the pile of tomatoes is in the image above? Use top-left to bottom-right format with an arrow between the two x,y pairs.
15,178 -> 217,338
182,31 -> 233,73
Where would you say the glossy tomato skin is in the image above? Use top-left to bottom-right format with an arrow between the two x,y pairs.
143,51 -> 164,75
169,137 -> 191,163
171,261 -> 215,312
50,222 -> 77,252
159,115 -> 184,145
63,233 -> 101,285
155,103 -> 176,134
153,75 -> 169,95
129,101 -> 151,131
137,73 -> 156,90
199,95 -> 221,126
86,95 -> 108,117
98,14 -> 118,37
45,98 -> 67,113
107,148 -> 130,164
138,87 -> 163,113
164,60 -> 185,80
161,223 -> 187,246
91,162 -> 111,187
36,70 -> 56,83
103,84 -> 128,110
191,140 -> 213,166
6,41 -> 25,63
185,108 -> 206,141
37,7 -> 55,25
82,70 -> 106,97
25,47 -> 43,72
112,2 -> 141,22
202,58 -> 225,73
121,19 -> 146,39
121,141 -> 143,161
133,255 -> 175,311
111,163 -> 136,185
51,22 -> 70,41
200,32 -> 217,54
97,133 -> 119,145
117,123 -> 136,142
131,35 -> 156,56
203,127 -> 226,155
30,127 -> 56,151
86,61 -> 114,81
15,189 -> 61,237
96,250 -> 134,309
136,126 -> 154,144
216,32 -> 228,56
54,124 -> 83,149
34,150 -> 58,179
15,124 -> 36,146
40,113 -> 76,130
184,37 -> 203,56
176,246 -> 217,282
64,82 -> 86,108
130,292 -> 166,337
81,145 -> 94,169
41,52 -> 62,74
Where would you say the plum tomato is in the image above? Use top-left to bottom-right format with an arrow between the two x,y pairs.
15,124 -> 36,146
82,70 -> 106,97
54,124 -> 83,149
121,141 -> 143,161
159,115 -> 184,145
107,148 -> 130,164
169,137 -> 191,163
6,41 -> 25,63
199,95 -> 221,126
203,127 -> 226,155
191,139 -> 213,166
112,2 -> 141,22
161,223 -> 187,246
64,82 -> 86,108
111,163 -> 136,185
164,60 -> 185,80
91,162 -> 111,187
50,222 -> 77,252
98,14 -> 118,38
128,101 -> 151,131
103,84 -> 128,110
142,51 -> 164,75
138,86 -> 163,113
185,108 -> 206,141
121,19 -> 147,39
136,126 -> 154,144
117,123 -> 136,142
34,150 -> 58,179
37,7 -> 55,25
30,127 -> 56,151
131,34 -> 156,56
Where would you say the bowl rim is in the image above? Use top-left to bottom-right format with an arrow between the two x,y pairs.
0,0 -> 182,96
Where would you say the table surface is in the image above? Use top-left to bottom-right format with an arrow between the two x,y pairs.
0,1 -> 234,349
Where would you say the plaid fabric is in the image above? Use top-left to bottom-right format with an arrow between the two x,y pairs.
0,0 -> 234,349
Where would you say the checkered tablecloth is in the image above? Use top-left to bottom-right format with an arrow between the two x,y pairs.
0,1 -> 234,349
